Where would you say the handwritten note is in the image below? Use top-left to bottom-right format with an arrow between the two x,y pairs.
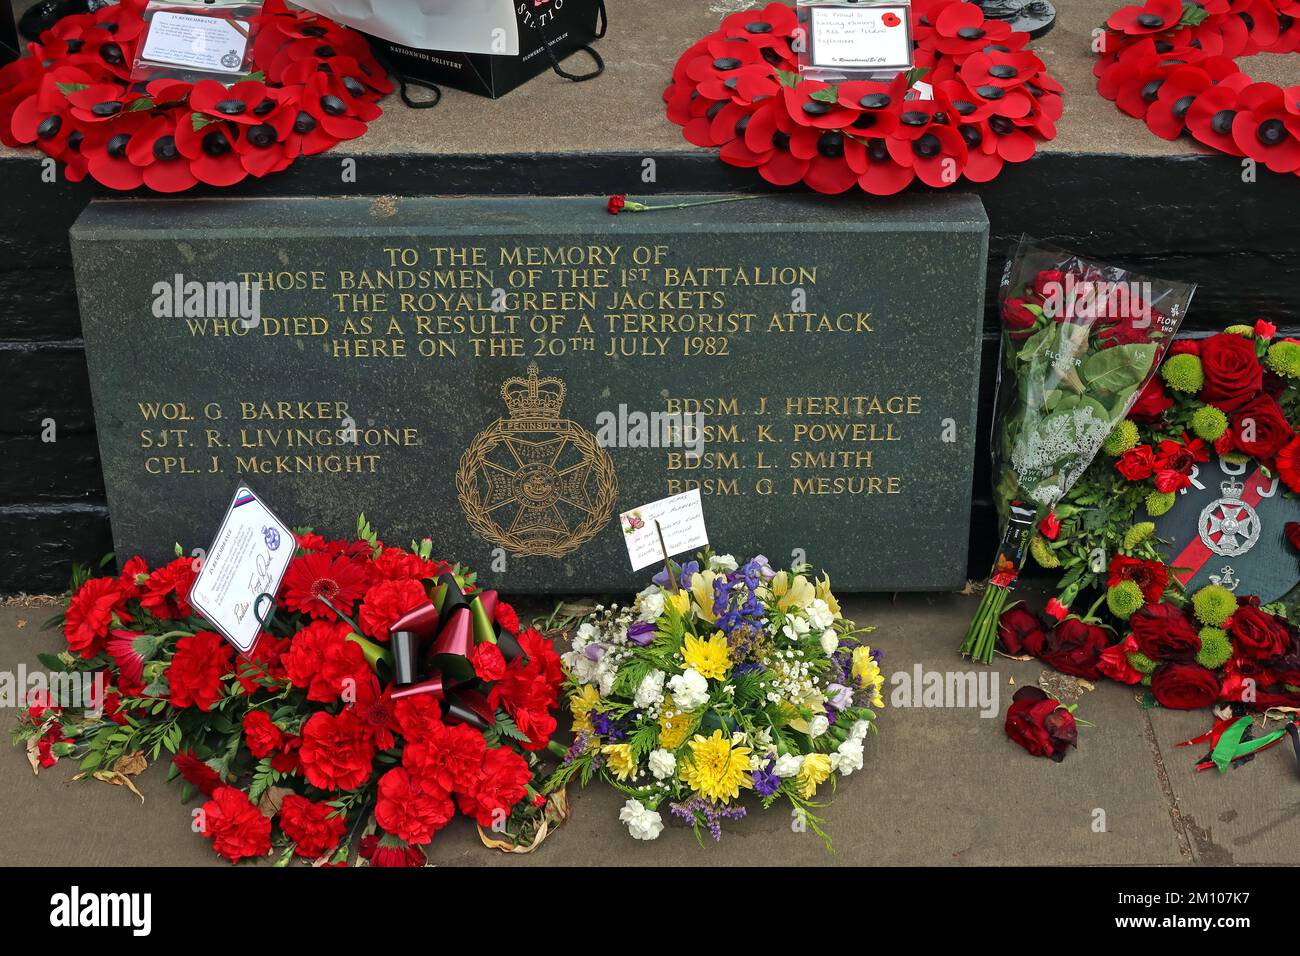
808,4 -> 912,71
189,485 -> 295,654
620,489 -> 709,572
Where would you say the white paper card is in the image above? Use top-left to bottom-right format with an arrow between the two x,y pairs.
190,485 -> 295,655
140,11 -> 250,73
291,0 -> 520,56
809,5 -> 912,71
620,489 -> 709,572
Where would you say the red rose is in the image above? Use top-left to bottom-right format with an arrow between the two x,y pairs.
471,643 -> 507,682
1129,602 -> 1202,662
173,750 -> 223,797
278,794 -> 346,859
1107,554 -> 1170,604
1255,319 -> 1277,340
167,632 -> 233,711
139,556 -> 198,620
1199,333 -> 1264,411
1229,604 -> 1293,661
1127,377 -> 1173,423
242,710 -> 284,759
1004,686 -> 1077,762
1040,617 -> 1112,679
997,605 -> 1047,657
1150,662 -> 1221,709
1115,444 -> 1156,481
1168,339 -> 1201,357
1032,268 -> 1066,298
1278,436 -> 1300,493
1286,522 -> 1300,552
404,721 -> 487,793
456,746 -> 533,826
299,710 -> 376,791
65,576 -> 131,659
1001,297 -> 1038,339
1228,395 -> 1293,463
493,601 -> 521,635
374,767 -> 455,845
283,619 -> 369,703
394,693 -> 443,743
199,786 -> 271,863
357,578 -> 428,641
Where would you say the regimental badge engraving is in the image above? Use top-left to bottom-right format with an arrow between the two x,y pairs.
456,365 -> 617,558
1197,479 -> 1261,557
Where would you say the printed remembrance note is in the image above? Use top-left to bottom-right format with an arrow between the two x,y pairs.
809,4 -> 912,71
140,10 -> 250,73
190,485 -> 295,654
620,489 -> 710,572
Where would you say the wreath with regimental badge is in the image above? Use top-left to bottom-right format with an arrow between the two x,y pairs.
1094,0 -> 1300,175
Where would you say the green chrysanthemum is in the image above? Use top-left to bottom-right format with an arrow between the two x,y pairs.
1224,324 -> 1255,337
1195,627 -> 1232,669
1141,673 -> 1153,686
1161,353 -> 1204,393
1145,490 -> 1176,517
1266,341 -> 1300,379
1193,584 -> 1238,626
1127,651 -> 1158,675
1123,522 -> 1156,551
1221,451 -> 1250,467
1103,419 -> 1140,455
1029,534 -> 1060,569
1107,580 -> 1145,620
1190,404 -> 1228,442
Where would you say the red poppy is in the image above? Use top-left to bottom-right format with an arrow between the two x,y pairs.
1107,0 -> 1184,35
1232,82 -> 1300,174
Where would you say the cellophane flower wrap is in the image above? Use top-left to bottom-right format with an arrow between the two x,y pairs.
549,553 -> 882,848
961,238 -> 1195,663
14,516 -> 565,866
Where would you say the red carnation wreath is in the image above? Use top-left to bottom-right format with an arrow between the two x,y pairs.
664,1 -> 1063,195
0,0 -> 392,191
1095,0 -> 1300,174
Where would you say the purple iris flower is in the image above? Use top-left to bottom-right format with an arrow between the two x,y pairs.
652,560 -> 699,589
627,621 -> 657,646
583,643 -> 605,662
751,761 -> 781,797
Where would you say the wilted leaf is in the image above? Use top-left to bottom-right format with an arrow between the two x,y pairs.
112,751 -> 147,777
257,785 -> 294,818
93,770 -> 144,803
25,738 -> 41,775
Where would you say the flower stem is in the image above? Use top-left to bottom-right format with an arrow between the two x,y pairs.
625,195 -> 762,213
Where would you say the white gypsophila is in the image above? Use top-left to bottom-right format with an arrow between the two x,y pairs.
1010,404 -> 1113,508
637,587 -> 666,623
773,753 -> 803,777
648,749 -> 676,780
807,598 -> 835,630
781,615 -> 811,641
819,630 -> 839,656
634,669 -> 666,710
807,714 -> 830,738
618,799 -> 664,841
709,553 -> 739,572
667,668 -> 710,710
835,737 -> 865,776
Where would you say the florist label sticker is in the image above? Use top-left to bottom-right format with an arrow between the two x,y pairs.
807,4 -> 912,72
140,11 -> 250,73
190,484 -> 294,655
620,489 -> 709,572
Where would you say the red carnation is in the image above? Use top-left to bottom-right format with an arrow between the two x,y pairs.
1004,686 -> 1077,761
493,601 -> 521,635
199,786 -> 271,863
278,794 -> 346,859
1116,444 -> 1157,481
404,721 -> 487,793
283,619 -> 369,703
1152,436 -> 1210,493
173,750 -> 223,797
456,746 -> 533,826
348,673 -> 400,750
167,632 -> 233,711
1130,602 -> 1202,661
242,710 -> 285,759
280,550 -> 368,620
357,578 -> 428,641
298,709 -> 376,791
1038,511 -> 1061,541
374,767 -> 455,845
117,555 -> 148,597
359,832 -> 426,867
394,693 -> 443,743
1278,435 -> 1300,493
1097,635 -> 1145,684
607,194 -> 626,215
1150,662 -> 1221,709
235,633 -> 289,694
65,576 -> 131,658
1199,332 -> 1264,412
471,642 -> 507,682
139,556 -> 198,620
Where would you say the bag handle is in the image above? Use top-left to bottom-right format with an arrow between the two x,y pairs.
529,0 -> 606,83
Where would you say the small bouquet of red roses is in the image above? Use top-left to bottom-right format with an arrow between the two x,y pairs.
14,516 -> 567,865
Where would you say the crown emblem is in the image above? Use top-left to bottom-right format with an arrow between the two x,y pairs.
501,364 -> 566,420
1219,478 -> 1244,499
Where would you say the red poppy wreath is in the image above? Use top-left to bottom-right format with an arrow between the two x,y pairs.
664,1 -> 1064,195
0,0 -> 392,191
1095,0 -> 1300,174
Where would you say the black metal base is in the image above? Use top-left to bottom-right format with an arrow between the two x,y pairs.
978,0 -> 1057,40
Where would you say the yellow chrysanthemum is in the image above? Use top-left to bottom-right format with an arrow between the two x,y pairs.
658,695 -> 693,750
666,590 -> 690,617
796,753 -> 833,799
602,743 -> 637,781
851,645 -> 884,706
769,571 -> 815,610
683,631 -> 731,680
681,730 -> 752,802
689,570 -> 719,624
815,574 -> 841,618
569,684 -> 600,734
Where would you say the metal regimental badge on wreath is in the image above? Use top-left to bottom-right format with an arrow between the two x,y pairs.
456,365 -> 617,558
